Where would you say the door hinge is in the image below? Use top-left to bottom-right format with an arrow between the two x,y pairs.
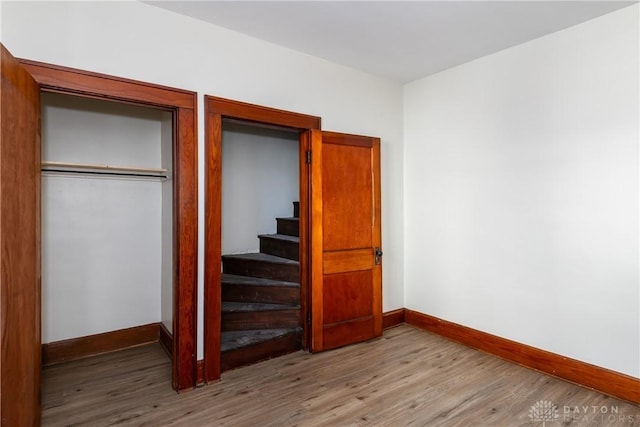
306,150 -> 312,164
306,311 -> 311,325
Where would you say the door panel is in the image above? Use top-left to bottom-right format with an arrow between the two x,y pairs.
323,270 -> 373,324
310,130 -> 382,352
322,317 -> 376,350
1,44 -> 41,425
324,248 -> 372,274
322,142 -> 373,250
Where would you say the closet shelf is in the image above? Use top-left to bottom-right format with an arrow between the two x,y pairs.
41,161 -> 168,179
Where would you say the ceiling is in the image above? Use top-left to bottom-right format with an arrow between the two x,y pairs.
147,1 -> 636,83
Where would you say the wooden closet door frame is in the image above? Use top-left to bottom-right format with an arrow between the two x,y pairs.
203,95 -> 320,382
18,59 -> 199,392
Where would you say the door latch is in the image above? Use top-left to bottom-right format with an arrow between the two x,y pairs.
375,247 -> 383,265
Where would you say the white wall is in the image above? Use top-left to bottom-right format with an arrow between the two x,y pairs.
2,0 -> 636,379
1,1 -> 405,357
41,93 -> 170,342
404,5 -> 639,377
222,122 -> 299,255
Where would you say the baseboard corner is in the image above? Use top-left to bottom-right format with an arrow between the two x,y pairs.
383,308 -> 405,329
42,323 -> 161,366
404,308 -> 640,405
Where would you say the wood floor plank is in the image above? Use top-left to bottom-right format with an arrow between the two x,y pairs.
41,325 -> 639,426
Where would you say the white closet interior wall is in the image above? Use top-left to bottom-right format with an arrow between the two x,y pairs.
41,93 -> 173,343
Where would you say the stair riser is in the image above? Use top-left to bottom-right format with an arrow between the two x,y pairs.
222,259 -> 299,282
222,310 -> 301,331
259,237 -> 299,261
222,284 -> 300,305
218,201 -> 302,370
221,331 -> 302,372
276,219 -> 299,237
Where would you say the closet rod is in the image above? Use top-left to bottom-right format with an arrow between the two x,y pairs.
41,160 -> 167,175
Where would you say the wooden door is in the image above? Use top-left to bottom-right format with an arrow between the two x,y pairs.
1,44 -> 41,425
309,130 -> 382,351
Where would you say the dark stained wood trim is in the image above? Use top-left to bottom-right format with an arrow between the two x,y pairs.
298,132 -> 311,350
405,309 -> 640,405
19,59 -> 194,109
1,44 -> 42,426
42,323 -> 160,366
159,324 -> 173,359
309,130 -> 324,352
173,106 -> 199,392
197,360 -> 205,385
203,95 -> 321,382
320,131 -> 376,148
372,138 -> 382,338
206,96 -> 320,130
203,109 -> 222,384
18,59 -> 198,392
383,308 -> 405,329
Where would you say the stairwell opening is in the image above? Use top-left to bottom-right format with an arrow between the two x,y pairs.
220,119 -> 303,371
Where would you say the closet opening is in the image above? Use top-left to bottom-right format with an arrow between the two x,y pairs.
40,92 -> 174,377
1,56 -> 198,421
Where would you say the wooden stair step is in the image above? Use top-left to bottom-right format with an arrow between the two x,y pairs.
222,273 -> 299,305
258,233 -> 299,261
218,201 -> 303,371
222,253 -> 299,282
220,328 -> 301,352
221,274 -> 298,287
276,217 -> 299,237
221,328 -> 302,372
221,302 -> 301,331
222,301 -> 300,312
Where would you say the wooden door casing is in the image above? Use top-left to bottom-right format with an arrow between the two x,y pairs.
1,50 -> 198,426
310,130 -> 383,351
0,44 -> 42,427
20,59 -> 199,393
204,96 -> 321,383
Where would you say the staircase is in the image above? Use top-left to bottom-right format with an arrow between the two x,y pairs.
220,202 -> 302,371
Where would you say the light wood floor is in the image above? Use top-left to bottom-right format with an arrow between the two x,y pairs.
42,325 -> 639,426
